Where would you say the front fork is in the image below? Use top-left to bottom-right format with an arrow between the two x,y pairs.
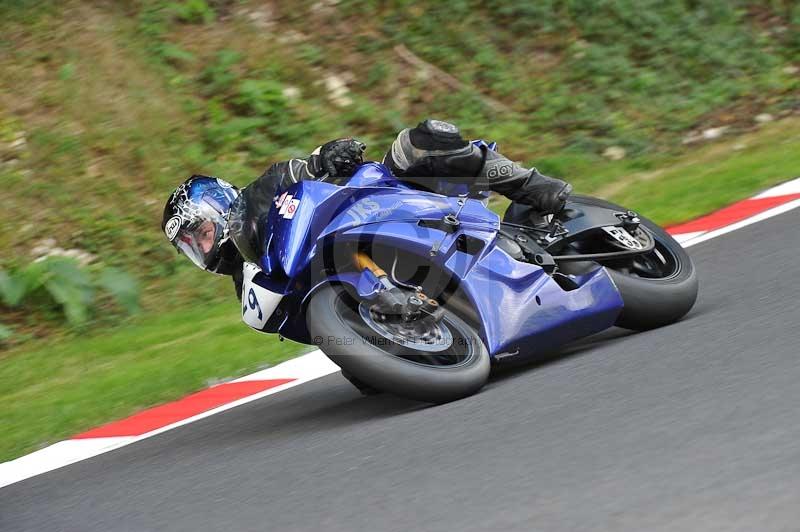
352,251 -> 444,325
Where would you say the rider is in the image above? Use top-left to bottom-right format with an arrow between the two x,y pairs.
161,119 -> 572,297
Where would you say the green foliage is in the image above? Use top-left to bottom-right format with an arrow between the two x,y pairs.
298,43 -> 325,66
351,0 -> 796,153
96,267 -> 141,315
159,42 -> 196,66
136,1 -> 211,65
58,62 -> 75,81
41,259 -> 95,326
0,258 -> 140,327
0,323 -> 11,342
198,50 -> 242,96
136,3 -> 172,62
169,0 -> 215,24
364,62 -> 389,89
202,101 -> 268,151
234,78 -> 287,117
0,269 -> 27,307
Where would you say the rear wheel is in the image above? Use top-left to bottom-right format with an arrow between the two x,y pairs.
505,196 -> 698,331
307,284 -> 490,403
566,196 -> 698,330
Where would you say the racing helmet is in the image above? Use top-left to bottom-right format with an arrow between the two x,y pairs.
161,175 -> 240,274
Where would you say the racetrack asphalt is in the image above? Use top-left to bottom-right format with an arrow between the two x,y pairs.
2,209 -> 799,532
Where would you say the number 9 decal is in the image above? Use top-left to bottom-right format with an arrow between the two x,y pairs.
247,288 -> 263,320
241,262 -> 283,331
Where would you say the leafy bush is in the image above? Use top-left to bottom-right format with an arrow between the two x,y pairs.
0,258 -> 141,327
234,78 -> 288,118
137,1 -> 211,65
169,0 -> 215,24
198,50 -> 243,96
159,42 -> 196,66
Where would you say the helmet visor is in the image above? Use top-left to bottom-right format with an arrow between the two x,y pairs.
174,206 -> 227,270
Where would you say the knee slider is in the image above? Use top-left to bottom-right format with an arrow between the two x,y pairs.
409,119 -> 468,151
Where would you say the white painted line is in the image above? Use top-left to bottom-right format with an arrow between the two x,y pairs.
753,177 -> 800,199
234,349 -> 338,382
680,198 -> 800,248
671,231 -> 706,244
0,437 -> 135,490
0,351 -> 339,489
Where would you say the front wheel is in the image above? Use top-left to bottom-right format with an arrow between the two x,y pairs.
568,195 -> 699,330
306,284 -> 490,403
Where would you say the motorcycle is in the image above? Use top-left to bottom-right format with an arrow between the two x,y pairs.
229,148 -> 698,403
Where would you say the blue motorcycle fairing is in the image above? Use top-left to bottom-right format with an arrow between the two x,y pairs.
257,162 -> 624,359
455,247 -> 622,355
263,164 -> 498,280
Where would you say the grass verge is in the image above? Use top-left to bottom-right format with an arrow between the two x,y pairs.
0,302 -> 306,462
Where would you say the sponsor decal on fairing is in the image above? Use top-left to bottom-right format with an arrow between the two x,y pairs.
283,198 -> 300,219
278,195 -> 294,216
274,192 -> 301,219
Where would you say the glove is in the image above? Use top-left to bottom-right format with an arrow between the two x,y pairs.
309,138 -> 366,179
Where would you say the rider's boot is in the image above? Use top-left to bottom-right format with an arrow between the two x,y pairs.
475,149 -> 572,215
384,119 -> 571,214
